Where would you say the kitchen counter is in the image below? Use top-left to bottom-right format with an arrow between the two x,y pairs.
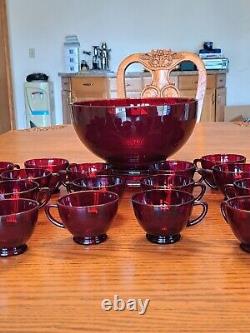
58,70 -> 116,77
0,122 -> 250,332
60,71 -> 227,124
58,69 -> 227,78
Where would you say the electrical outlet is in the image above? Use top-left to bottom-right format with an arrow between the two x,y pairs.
29,48 -> 35,58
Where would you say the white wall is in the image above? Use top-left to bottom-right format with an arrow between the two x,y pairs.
6,0 -> 250,129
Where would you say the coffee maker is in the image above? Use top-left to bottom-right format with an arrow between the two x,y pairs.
99,42 -> 111,71
91,43 -> 111,71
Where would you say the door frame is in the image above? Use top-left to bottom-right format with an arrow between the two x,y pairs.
0,0 -> 15,129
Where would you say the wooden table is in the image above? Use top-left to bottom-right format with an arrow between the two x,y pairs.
0,123 -> 249,333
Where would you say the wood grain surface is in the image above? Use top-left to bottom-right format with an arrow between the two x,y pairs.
0,123 -> 249,333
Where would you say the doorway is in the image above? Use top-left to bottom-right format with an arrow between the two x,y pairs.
0,0 -> 14,133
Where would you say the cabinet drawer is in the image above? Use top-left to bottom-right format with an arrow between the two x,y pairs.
71,77 -> 108,95
216,74 -> 226,88
109,77 -> 142,93
122,77 -> 142,92
109,77 -> 142,91
109,78 -> 117,91
179,75 -> 215,89
179,74 -> 225,90
179,76 -> 199,89
142,76 -> 152,87
124,77 -> 143,92
61,78 -> 71,90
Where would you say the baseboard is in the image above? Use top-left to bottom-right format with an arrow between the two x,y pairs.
224,105 -> 250,122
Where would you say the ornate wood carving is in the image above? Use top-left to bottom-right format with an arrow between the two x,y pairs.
139,49 -> 184,70
117,49 -> 207,122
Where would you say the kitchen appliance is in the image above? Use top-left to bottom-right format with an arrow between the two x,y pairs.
81,50 -> 91,71
202,57 -> 229,70
90,42 -> 111,71
198,41 -> 229,70
64,35 -> 80,73
26,73 -> 48,82
203,41 -> 213,50
99,42 -> 111,71
24,76 -> 55,128
199,41 -> 222,58
92,46 -> 100,70
80,60 -> 89,71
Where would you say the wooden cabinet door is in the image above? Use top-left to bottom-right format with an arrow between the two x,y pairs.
62,90 -> 72,124
201,89 -> 216,122
0,0 -> 14,133
216,88 -> 226,121
180,89 -> 216,122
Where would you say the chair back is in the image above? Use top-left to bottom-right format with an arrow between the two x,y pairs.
117,49 -> 206,122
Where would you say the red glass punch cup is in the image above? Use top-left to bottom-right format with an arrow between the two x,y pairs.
212,163 -> 250,196
24,158 -> 69,193
0,198 -> 39,257
71,98 -> 197,173
24,158 -> 69,172
150,160 -> 197,178
140,174 -> 206,201
66,175 -> 125,197
221,196 -> 250,253
224,178 -> 250,199
61,162 -> 114,189
0,168 -> 60,195
194,154 -> 246,189
132,189 -> 208,245
45,191 -> 119,245
0,161 -> 20,174
0,179 -> 51,208
65,162 -> 112,182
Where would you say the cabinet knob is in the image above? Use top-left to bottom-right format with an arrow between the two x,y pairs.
82,83 -> 93,86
